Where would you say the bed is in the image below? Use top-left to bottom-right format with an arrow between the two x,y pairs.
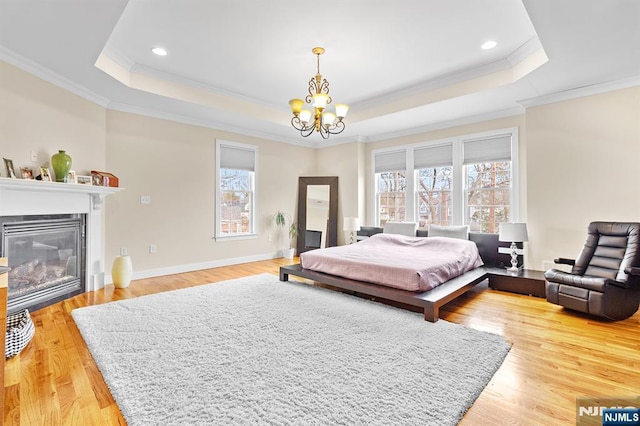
279,226 -> 518,322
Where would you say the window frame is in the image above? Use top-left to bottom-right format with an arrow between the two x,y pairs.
215,140 -> 258,241
371,127 -> 519,231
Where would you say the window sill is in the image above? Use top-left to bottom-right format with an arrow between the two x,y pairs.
214,233 -> 258,242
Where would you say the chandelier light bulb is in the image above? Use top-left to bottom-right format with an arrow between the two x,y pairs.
322,112 -> 336,127
299,109 -> 312,124
312,93 -> 329,109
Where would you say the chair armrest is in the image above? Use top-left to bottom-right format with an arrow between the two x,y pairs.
624,267 -> 640,276
608,278 -> 632,289
554,257 -> 575,266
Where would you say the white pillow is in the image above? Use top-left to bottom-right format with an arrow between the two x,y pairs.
428,224 -> 469,240
383,222 -> 418,237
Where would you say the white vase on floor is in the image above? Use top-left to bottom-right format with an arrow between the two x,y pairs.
283,248 -> 295,259
112,255 -> 133,288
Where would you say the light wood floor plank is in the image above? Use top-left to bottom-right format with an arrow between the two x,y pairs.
3,258 -> 639,425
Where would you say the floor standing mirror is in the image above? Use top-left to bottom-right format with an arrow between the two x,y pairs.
296,176 -> 338,255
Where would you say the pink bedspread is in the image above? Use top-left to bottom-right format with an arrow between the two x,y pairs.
300,233 -> 484,292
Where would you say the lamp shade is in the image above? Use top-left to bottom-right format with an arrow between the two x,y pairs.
322,111 -> 336,127
343,217 -> 360,232
289,98 -> 303,114
299,109 -> 312,124
498,223 -> 528,242
312,93 -> 329,109
335,104 -> 349,118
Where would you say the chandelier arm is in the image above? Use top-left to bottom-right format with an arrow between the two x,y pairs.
291,116 -> 305,131
320,80 -> 331,97
300,125 -> 315,138
328,120 -> 346,135
319,124 -> 330,139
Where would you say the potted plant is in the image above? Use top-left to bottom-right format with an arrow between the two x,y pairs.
284,222 -> 298,259
274,211 -> 296,259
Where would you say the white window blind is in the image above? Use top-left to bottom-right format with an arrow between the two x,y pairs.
374,150 -> 406,173
220,145 -> 255,171
462,135 -> 511,164
414,144 -> 453,169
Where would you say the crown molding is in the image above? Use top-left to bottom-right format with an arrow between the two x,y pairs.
518,76 -> 640,107
362,106 -> 525,143
0,46 -> 110,107
106,101 -> 320,148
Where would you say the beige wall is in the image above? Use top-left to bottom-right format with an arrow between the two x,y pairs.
526,86 -> 640,269
105,110 -> 316,272
315,142 -> 366,244
0,61 -> 106,177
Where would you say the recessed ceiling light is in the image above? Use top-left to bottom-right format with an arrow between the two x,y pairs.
151,47 -> 168,56
481,40 -> 497,50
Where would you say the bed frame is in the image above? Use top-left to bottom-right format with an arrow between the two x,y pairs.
279,230 -> 520,322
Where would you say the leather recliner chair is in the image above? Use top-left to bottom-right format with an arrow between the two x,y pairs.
544,222 -> 640,320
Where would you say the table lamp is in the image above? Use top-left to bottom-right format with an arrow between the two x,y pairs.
343,217 -> 360,244
498,222 -> 528,272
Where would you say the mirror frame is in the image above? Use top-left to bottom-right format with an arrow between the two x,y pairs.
296,176 -> 339,255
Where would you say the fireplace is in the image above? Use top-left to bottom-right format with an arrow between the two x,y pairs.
0,177 -> 122,308
1,214 -> 86,314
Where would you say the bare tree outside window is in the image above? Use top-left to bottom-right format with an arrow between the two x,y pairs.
376,171 -> 406,226
465,161 -> 511,233
416,167 -> 453,227
220,168 -> 253,234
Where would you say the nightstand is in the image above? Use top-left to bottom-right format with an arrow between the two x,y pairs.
486,268 -> 546,298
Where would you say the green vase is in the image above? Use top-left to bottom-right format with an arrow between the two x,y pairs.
51,150 -> 72,182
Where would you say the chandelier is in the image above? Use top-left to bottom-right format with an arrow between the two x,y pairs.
289,47 -> 349,139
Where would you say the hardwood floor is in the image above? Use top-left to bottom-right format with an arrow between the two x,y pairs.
3,258 -> 639,425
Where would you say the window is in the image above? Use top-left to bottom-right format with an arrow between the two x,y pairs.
414,144 -> 453,228
372,129 -> 518,231
463,134 -> 513,233
465,162 -> 510,232
374,150 -> 407,226
216,141 -> 257,239
416,167 -> 453,227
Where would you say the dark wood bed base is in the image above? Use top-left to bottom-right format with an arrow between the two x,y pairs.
278,229 -> 520,322
279,264 -> 490,322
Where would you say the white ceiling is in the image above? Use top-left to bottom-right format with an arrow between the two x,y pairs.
1,0 -> 639,147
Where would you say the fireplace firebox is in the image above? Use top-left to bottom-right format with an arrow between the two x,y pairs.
1,214 -> 86,314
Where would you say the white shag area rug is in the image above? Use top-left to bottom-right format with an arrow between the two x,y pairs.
72,273 -> 510,425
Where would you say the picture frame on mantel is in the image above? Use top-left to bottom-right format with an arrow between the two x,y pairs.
20,167 -> 34,179
67,170 -> 77,184
40,167 -> 51,182
3,158 -> 16,178
76,175 -> 92,185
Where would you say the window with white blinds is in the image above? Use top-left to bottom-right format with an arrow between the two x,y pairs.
371,129 -> 518,230
414,143 -> 454,228
462,135 -> 511,164
216,140 -> 257,239
373,149 -> 408,225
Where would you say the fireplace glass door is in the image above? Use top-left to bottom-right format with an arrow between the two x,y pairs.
1,215 -> 85,314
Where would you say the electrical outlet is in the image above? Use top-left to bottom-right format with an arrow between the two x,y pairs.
149,244 -> 157,254
140,195 -> 151,204
120,247 -> 128,256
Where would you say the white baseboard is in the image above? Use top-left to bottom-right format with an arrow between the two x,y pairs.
104,251 -> 282,284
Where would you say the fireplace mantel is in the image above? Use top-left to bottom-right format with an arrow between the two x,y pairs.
0,177 -> 123,292
0,177 -> 121,210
